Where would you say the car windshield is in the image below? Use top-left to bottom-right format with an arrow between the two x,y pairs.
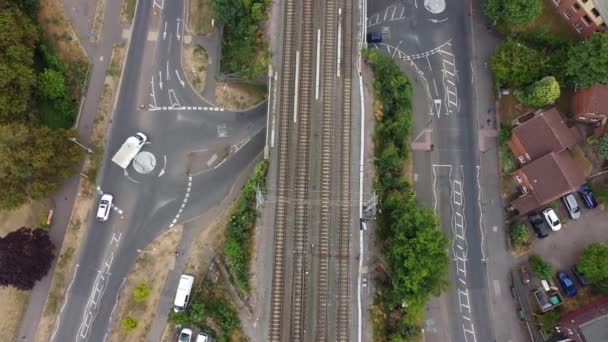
101,200 -> 108,205
179,333 -> 189,342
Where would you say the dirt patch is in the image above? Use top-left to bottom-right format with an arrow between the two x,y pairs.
0,286 -> 30,342
91,0 -> 106,42
108,226 -> 184,341
0,199 -> 52,237
37,0 -> 87,64
215,81 -> 266,111
570,145 -> 593,178
35,44 -> 127,342
121,0 -> 136,23
188,0 -> 214,36
183,44 -> 208,96
498,94 -> 530,124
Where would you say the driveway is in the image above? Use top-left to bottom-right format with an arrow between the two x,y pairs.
529,205 -> 608,271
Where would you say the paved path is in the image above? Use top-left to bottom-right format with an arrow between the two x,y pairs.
17,0 -> 124,340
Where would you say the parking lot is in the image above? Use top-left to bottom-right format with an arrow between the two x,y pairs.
530,203 -> 607,271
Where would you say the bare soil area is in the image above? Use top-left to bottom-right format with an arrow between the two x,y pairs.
35,44 -> 126,342
188,0 -> 214,36
215,81 -> 266,111
108,226 -> 184,342
0,287 -> 30,342
183,44 -> 208,96
0,200 -> 52,237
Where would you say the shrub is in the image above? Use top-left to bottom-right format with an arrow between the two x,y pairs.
529,255 -> 554,279
133,283 -> 151,302
499,145 -> 517,175
598,134 -> 608,159
510,221 -> 529,246
578,243 -> 608,293
121,316 -> 138,332
513,76 -> 560,108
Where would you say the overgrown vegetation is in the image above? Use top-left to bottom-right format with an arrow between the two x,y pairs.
133,283 -> 151,302
121,316 -> 138,333
509,221 -> 529,247
213,0 -> 269,78
513,76 -> 560,108
483,0 -> 542,27
364,49 -> 450,341
169,282 -> 241,339
529,255 -> 554,280
598,134 -> 608,159
224,160 -> 268,293
578,243 -> 608,294
497,123 -> 516,175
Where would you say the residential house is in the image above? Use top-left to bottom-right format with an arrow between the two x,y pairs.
572,83 -> 608,135
552,0 -> 608,38
507,108 -> 586,215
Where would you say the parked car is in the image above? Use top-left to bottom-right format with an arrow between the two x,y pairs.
578,185 -> 598,209
96,193 -> 113,222
366,32 -> 382,43
196,332 -> 212,342
571,265 -> 589,287
528,212 -> 549,238
179,328 -> 193,342
520,265 -> 530,285
562,193 -> 581,220
557,272 -> 577,297
542,208 -> 562,231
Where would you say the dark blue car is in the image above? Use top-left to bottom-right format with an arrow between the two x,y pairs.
558,272 -> 577,297
578,185 -> 598,209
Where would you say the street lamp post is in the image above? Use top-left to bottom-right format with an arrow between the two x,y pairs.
68,137 -> 93,154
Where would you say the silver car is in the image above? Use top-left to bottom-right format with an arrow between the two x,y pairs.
562,193 -> 581,220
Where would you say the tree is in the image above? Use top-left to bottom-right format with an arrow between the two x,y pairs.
510,221 -> 529,246
0,227 -> 55,290
133,283 -> 151,302
37,69 -> 68,100
491,38 -> 549,87
514,76 -> 560,108
578,243 -> 608,293
483,0 -> 542,26
598,134 -> 608,159
121,316 -> 138,332
529,255 -> 554,279
566,33 -> 608,87
0,124 -> 83,209
0,8 -> 38,123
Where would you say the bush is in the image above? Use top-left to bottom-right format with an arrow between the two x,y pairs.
499,144 -> 517,175
513,76 -> 560,108
121,316 -> 138,332
578,243 -> 608,293
133,283 -> 151,302
529,255 -> 554,279
510,221 -> 529,246
598,134 -> 608,159
491,38 -> 550,87
498,123 -> 513,145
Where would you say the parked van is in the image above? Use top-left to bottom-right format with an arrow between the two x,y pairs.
173,274 -> 195,312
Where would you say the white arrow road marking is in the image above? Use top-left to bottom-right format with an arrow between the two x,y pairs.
176,22 -> 181,40
175,69 -> 185,87
158,71 -> 163,90
163,21 -> 167,40
169,89 -> 181,108
149,78 -> 158,108
166,61 -> 170,80
434,99 -> 442,118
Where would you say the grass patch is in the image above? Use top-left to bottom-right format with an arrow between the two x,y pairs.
121,0 -> 137,23
189,0 -> 214,35
224,160 -> 268,294
510,0 -> 579,43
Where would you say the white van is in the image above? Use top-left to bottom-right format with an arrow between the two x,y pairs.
173,274 -> 195,312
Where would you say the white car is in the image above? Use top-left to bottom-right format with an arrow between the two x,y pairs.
562,193 -> 581,220
178,328 -> 193,342
96,194 -> 113,222
196,332 -> 211,342
542,208 -> 561,231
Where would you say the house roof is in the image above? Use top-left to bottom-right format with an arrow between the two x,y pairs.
509,108 -> 581,161
572,84 -> 608,117
511,150 -> 586,214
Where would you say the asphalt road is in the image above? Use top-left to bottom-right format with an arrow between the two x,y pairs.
365,0 -> 493,341
50,0 -> 266,341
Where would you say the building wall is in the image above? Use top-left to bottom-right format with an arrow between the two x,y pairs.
552,0 -> 607,38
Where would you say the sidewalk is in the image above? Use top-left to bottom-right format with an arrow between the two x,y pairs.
16,0 -> 124,339
471,0 -> 531,341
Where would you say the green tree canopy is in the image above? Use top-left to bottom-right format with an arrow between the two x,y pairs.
514,76 -> 560,107
529,255 -> 554,279
483,0 -> 542,26
510,221 -> 529,246
0,7 -> 38,122
578,243 -> 608,293
0,124 -> 82,209
37,69 -> 68,100
566,33 -> 608,87
491,38 -> 550,87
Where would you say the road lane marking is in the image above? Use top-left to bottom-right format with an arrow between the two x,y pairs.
293,50 -> 300,123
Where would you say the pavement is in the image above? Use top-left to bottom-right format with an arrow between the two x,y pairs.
364,0 -> 527,341
17,0 -> 267,340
